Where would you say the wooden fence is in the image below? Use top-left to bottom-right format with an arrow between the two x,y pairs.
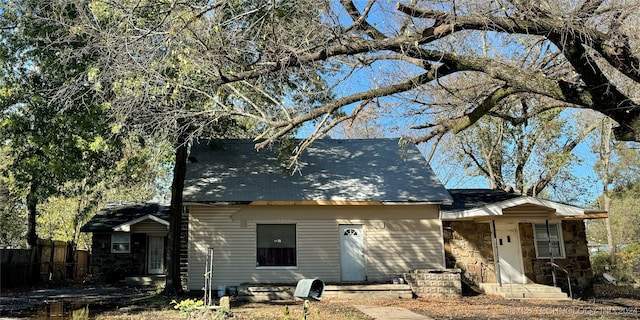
0,239 -> 89,288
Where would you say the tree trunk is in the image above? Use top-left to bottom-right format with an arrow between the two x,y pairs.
25,181 -> 40,284
164,124 -> 189,295
604,194 -> 615,265
26,182 -> 38,249
600,118 -> 616,266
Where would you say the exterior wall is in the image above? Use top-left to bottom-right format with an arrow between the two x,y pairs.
89,233 -> 147,283
444,220 -> 594,297
131,220 -> 168,236
88,220 -> 169,282
443,221 -> 497,285
187,204 -> 444,291
519,220 -> 594,297
364,219 -> 444,281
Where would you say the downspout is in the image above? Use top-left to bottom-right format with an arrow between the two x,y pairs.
545,219 -> 557,287
492,220 -> 502,287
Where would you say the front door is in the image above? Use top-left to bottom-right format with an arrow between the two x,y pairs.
148,236 -> 165,274
494,222 -> 525,284
340,225 -> 365,282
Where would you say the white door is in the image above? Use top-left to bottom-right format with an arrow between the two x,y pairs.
148,236 -> 165,274
494,222 -> 525,284
340,225 -> 365,282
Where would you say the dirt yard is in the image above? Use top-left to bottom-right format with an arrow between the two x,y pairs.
92,295 -> 640,320
3,284 -> 639,319
94,284 -> 640,320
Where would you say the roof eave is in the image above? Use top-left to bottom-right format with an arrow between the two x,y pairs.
184,199 -> 451,206
441,196 -> 589,221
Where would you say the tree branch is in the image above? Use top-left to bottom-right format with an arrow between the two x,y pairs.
341,0 -> 386,39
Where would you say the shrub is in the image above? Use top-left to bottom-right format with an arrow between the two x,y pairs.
590,251 -> 611,277
590,243 -> 640,284
619,243 -> 640,280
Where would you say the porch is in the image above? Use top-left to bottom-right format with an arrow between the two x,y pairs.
226,269 -> 461,301
441,189 -> 607,299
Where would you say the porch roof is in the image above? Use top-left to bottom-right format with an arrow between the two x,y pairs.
80,202 -> 170,232
441,189 -> 606,220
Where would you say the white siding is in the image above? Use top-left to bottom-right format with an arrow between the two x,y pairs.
187,204 -> 444,290
364,219 -> 444,282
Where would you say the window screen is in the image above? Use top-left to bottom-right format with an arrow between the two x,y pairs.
533,223 -> 564,258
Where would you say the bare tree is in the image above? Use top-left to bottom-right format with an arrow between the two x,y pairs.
450,99 -> 598,197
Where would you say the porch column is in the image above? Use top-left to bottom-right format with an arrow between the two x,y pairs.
491,220 -> 502,287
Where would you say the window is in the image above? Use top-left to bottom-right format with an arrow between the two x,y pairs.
111,233 -> 131,253
256,224 -> 296,267
533,223 -> 565,259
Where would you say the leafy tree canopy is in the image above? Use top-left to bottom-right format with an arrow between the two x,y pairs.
12,0 -> 636,163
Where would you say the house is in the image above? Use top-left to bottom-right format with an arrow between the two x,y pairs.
182,138 -> 457,299
82,138 -> 604,299
80,202 -> 170,283
442,189 -> 606,298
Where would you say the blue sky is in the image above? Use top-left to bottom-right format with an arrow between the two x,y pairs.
293,1 -> 609,206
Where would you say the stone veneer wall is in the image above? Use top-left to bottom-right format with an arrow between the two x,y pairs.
403,269 -> 462,298
519,220 -> 594,297
443,221 -> 497,285
89,233 -> 147,283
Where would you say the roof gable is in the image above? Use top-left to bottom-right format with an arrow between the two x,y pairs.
112,214 -> 170,232
183,139 -> 452,203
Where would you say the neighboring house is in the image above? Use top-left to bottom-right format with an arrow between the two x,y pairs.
80,202 -> 170,283
441,189 -> 606,297
183,139 -> 454,293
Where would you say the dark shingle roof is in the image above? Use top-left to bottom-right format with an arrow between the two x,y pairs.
80,202 -> 169,232
183,138 -> 452,203
442,189 -> 523,212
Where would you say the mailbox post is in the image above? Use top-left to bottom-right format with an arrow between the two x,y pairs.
294,279 -> 324,320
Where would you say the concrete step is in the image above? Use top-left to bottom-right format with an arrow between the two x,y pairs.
502,291 -> 570,300
122,275 -> 166,287
479,283 -> 569,300
481,284 -> 564,293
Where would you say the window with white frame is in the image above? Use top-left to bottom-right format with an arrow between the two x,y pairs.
111,233 -> 131,253
533,223 -> 565,258
256,224 -> 296,267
